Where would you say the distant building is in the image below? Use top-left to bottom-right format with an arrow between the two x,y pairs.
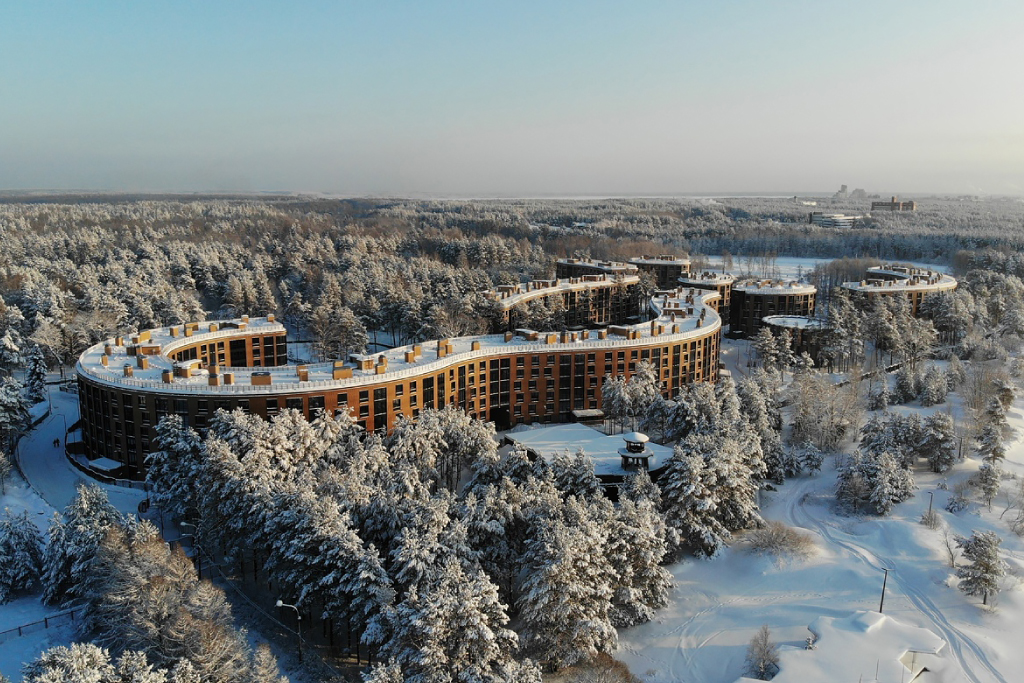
628,254 -> 692,289
730,280 -> 816,338
679,271 -> 735,322
555,258 -> 639,280
871,195 -> 916,211
808,212 -> 863,229
762,315 -> 827,365
838,265 -> 957,316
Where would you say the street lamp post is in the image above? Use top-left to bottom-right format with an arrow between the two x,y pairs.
878,568 -> 889,613
276,599 -> 303,662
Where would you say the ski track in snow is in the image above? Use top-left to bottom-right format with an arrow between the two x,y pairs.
783,475 -> 1006,683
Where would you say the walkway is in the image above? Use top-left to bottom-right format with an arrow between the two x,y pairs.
16,384 -> 146,515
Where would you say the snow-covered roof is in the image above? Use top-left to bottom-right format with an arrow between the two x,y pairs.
628,255 -> 691,266
488,274 -> 641,310
735,610 -> 945,683
77,287 -> 721,396
840,265 -> 957,294
761,315 -> 826,330
733,279 -> 817,296
556,258 -> 639,274
507,423 -> 672,476
621,431 -> 650,443
679,272 -> 735,286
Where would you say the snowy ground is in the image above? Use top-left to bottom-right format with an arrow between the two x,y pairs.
617,370 -> 1024,683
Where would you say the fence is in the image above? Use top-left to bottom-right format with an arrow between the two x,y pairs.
0,609 -> 79,645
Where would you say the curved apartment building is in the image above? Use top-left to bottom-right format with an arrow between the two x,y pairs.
839,265 -> 957,316
730,279 -> 817,337
76,285 -> 723,479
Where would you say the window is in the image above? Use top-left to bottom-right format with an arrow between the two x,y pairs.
266,398 -> 279,415
309,396 -> 325,413
395,384 -> 404,396
360,390 -> 369,403
286,397 -> 303,411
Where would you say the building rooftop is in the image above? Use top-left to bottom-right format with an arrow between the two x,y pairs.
841,266 -> 957,293
77,287 -> 722,396
556,258 -> 639,274
507,423 -> 672,476
732,279 -> 817,296
486,274 -> 641,310
761,315 -> 826,330
679,271 -> 736,286
628,254 -> 691,266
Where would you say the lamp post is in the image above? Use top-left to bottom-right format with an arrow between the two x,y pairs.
878,567 -> 889,613
276,599 -> 303,662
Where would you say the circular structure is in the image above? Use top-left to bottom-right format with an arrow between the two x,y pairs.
76,284 -> 724,479
730,279 -> 817,338
838,265 -> 957,316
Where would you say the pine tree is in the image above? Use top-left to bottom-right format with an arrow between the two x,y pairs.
551,448 -> 602,500
976,423 -> 1006,464
977,463 -> 1000,510
382,558 -> 520,683
0,507 -> 44,603
917,365 -> 947,407
606,498 -> 672,627
518,506 -> 616,669
0,377 -> 29,450
146,415 -> 206,522
955,531 -> 1007,606
619,468 -> 662,508
661,440 -> 730,557
25,344 -> 48,405
0,451 -> 10,495
40,483 -> 124,606
919,413 -> 958,473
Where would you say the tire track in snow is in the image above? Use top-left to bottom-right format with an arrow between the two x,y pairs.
784,478 -> 1006,683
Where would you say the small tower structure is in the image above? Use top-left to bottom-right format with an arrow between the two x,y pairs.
619,431 -> 653,470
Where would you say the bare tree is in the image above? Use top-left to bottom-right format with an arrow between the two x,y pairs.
745,625 -> 780,680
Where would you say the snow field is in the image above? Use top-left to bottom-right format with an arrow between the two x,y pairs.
617,349 -> 1024,683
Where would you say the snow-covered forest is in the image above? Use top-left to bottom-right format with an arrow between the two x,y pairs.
3,194 -> 1024,682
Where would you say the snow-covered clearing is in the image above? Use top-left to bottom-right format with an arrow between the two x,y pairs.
618,373 -> 1024,683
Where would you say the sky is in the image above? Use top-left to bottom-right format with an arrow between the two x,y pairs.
1,1 -> 1023,197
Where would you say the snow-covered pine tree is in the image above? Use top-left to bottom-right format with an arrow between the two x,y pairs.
619,468 -> 662,508
794,442 -> 825,476
0,377 -> 29,449
25,344 -> 48,405
661,439 -> 730,557
919,412 -> 958,473
381,557 -> 520,683
919,365 -> 948,406
605,498 -> 672,628
867,383 -> 890,411
976,423 -> 1006,464
751,327 -> 779,370
146,415 -> 206,522
976,463 -> 1000,510
955,530 -> 1007,606
551,447 -> 602,500
893,364 -> 921,404
0,507 -> 44,602
41,483 -> 124,606
517,509 -> 616,669
0,451 -> 10,495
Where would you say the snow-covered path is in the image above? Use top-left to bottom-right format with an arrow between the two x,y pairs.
617,392 -> 1024,683
16,384 -> 146,515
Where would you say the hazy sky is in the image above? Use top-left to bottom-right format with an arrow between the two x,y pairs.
2,1 -> 1023,196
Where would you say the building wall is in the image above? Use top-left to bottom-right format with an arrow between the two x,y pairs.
78,320 -> 720,480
